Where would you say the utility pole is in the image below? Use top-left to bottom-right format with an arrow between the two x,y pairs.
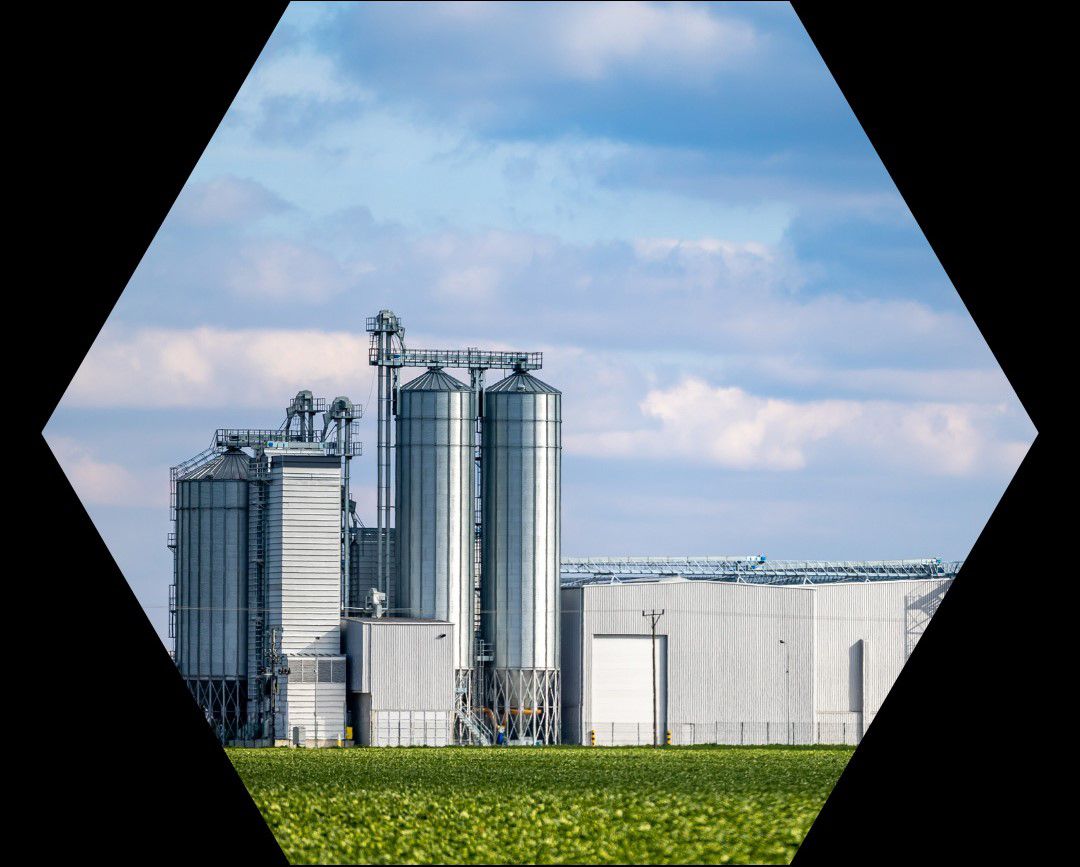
267,626 -> 279,743
267,625 -> 289,745
643,609 -> 664,747
780,638 -> 790,744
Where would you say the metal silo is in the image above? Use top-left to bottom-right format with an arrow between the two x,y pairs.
395,367 -> 476,688
481,368 -> 561,743
174,448 -> 250,729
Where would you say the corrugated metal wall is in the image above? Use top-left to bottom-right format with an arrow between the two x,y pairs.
343,618 -> 455,746
343,619 -> 455,711
267,453 -> 343,740
280,660 -> 347,746
268,455 -> 342,656
813,578 -> 950,735
562,577 -> 952,745
563,582 -> 814,744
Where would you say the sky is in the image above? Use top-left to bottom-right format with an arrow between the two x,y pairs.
44,1 -> 1035,644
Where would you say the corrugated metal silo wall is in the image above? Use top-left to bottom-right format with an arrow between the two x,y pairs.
395,372 -> 475,672
175,475 -> 248,680
481,374 -> 561,670
481,372 -> 561,741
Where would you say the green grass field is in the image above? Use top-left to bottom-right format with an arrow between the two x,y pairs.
228,745 -> 852,865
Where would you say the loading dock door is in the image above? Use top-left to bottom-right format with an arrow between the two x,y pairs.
590,635 -> 667,745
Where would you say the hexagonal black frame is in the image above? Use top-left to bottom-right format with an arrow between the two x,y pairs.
25,5 -> 1053,863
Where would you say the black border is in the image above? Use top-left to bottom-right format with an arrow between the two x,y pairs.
792,5 -> 1057,862
23,3 -> 1058,862
26,5 -> 287,861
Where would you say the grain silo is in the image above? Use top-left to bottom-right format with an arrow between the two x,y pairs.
395,367 -> 476,691
481,368 -> 561,743
174,448 -> 250,729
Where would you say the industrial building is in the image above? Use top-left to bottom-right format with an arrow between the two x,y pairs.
560,562 -> 953,746
169,308 -> 960,748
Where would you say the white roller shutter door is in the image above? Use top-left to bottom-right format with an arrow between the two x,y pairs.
590,635 -> 667,745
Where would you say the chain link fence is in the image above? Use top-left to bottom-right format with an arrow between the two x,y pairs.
369,710 -> 453,747
589,720 -> 865,746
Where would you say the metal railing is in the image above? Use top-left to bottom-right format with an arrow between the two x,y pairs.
368,346 -> 543,370
562,557 -> 962,587
454,706 -> 493,746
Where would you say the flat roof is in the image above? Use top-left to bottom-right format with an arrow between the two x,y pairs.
344,616 -> 453,625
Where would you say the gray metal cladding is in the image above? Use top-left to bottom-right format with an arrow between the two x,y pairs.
560,577 -> 955,746
481,370 -> 562,671
350,527 -> 397,612
395,368 -> 475,672
175,452 -> 250,680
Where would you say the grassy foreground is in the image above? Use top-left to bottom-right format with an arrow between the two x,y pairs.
228,745 -> 852,865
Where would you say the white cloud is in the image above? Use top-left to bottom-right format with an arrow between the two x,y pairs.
564,376 -> 1030,477
64,325 -> 374,409
734,359 -> 1016,403
173,176 -> 292,227
47,436 -> 163,507
634,237 -> 774,260
225,239 -> 368,301
553,2 -> 759,82
238,42 -> 373,107
437,265 -> 502,301
64,324 -> 1030,480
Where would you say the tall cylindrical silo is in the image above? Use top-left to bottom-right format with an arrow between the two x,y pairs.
175,449 -> 250,727
395,368 -> 475,686
481,368 -> 561,743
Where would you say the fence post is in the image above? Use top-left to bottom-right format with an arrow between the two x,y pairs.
740,721 -> 744,745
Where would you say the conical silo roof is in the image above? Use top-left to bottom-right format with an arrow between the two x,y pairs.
401,367 -> 471,392
486,369 -> 560,395
181,449 -> 251,481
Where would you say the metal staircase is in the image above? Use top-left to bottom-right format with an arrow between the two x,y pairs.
455,705 -> 493,746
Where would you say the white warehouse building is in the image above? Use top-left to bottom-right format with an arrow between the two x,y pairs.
559,569 -> 952,746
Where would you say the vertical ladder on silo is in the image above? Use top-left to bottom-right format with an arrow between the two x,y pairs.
248,453 -> 271,733
470,368 -> 485,716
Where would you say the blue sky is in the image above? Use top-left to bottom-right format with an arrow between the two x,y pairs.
45,2 -> 1034,644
